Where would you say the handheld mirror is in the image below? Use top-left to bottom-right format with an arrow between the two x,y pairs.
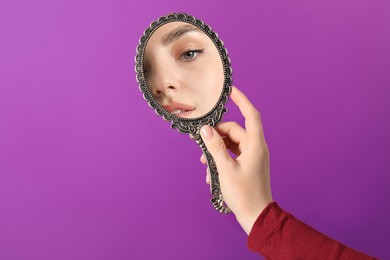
135,13 -> 232,213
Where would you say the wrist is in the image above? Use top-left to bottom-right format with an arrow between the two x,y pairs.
236,201 -> 273,235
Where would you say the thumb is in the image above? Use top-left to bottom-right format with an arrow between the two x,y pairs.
200,125 -> 234,168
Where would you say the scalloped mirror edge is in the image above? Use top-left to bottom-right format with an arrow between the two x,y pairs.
135,12 -> 232,134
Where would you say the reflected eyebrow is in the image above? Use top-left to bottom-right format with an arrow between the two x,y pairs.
162,25 -> 200,45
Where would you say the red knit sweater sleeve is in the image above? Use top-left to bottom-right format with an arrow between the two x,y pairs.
247,202 -> 378,259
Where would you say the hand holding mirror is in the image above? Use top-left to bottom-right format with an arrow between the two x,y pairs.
135,13 -> 232,213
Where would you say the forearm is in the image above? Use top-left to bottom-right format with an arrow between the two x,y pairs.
248,202 -> 377,260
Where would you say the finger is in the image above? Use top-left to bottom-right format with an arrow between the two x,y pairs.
216,122 -> 246,144
221,135 -> 236,152
222,134 -> 241,156
198,136 -> 239,159
227,144 -> 241,157
202,136 -> 239,164
230,86 -> 264,136
200,125 -> 235,170
206,167 -> 210,184
202,137 -> 231,161
200,154 -> 207,164
217,122 -> 245,155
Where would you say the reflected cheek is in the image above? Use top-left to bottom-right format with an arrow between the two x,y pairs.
145,76 -> 157,96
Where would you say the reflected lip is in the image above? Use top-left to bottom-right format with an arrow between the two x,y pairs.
163,103 -> 195,118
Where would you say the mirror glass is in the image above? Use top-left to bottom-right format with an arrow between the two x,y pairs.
143,22 -> 224,119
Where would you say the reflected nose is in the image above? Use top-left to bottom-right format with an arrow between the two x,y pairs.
148,65 -> 179,99
153,84 -> 176,97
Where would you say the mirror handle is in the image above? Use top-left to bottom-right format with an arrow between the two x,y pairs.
192,132 -> 231,214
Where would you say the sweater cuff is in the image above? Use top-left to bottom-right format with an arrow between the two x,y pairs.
247,202 -> 283,253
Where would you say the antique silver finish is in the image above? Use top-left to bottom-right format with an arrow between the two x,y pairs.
135,13 -> 232,214
191,132 -> 231,214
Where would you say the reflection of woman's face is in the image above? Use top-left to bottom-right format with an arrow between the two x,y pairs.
144,22 -> 224,118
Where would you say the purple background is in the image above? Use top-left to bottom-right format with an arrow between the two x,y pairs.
0,0 -> 389,259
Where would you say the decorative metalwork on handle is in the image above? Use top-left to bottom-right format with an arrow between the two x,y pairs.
191,133 -> 231,214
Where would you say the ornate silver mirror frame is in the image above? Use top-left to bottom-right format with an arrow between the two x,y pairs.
135,13 -> 232,213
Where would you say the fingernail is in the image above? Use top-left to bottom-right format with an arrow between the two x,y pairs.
201,125 -> 213,139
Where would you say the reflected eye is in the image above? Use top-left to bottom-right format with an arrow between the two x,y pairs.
180,49 -> 204,60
